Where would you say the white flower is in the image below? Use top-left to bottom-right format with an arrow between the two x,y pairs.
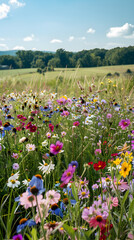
42,140 -> 48,147
7,179 -> 20,188
7,172 -> 20,188
22,179 -> 30,186
19,137 -> 27,143
52,134 -> 59,139
26,144 -> 36,152
38,160 -> 55,175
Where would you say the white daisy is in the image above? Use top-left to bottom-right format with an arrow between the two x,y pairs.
38,160 -> 55,175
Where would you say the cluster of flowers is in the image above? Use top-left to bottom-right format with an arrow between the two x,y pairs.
0,90 -> 134,240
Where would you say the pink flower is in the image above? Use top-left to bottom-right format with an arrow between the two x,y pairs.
20,191 -> 43,209
46,190 -> 60,205
50,141 -> 63,155
61,111 -> 70,117
119,119 -> 131,130
73,121 -> 80,126
111,197 -> 118,207
46,132 -> 51,139
89,215 -> 106,228
106,113 -> 112,119
61,131 -> 66,137
61,165 -> 75,184
94,149 -> 101,155
11,153 -> 19,159
35,199 -> 49,223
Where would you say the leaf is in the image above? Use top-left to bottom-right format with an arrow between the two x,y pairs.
71,182 -> 78,201
31,228 -> 38,240
63,223 -> 75,240
128,199 -> 134,219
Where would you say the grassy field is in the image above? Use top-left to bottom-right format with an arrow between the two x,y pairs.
0,65 -> 134,97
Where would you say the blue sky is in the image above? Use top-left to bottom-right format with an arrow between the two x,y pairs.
0,0 -> 134,51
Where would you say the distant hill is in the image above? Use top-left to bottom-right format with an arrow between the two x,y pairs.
0,50 -> 55,56
0,50 -> 17,56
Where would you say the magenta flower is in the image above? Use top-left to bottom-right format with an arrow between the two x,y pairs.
12,234 -> 23,240
73,121 -> 80,126
61,111 -> 70,117
49,123 -> 54,132
94,149 -> 101,155
50,141 -> 63,155
61,165 -> 75,184
57,97 -> 67,105
119,119 -> 131,130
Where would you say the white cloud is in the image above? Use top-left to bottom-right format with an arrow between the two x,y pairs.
13,46 -> 25,50
87,28 -> 95,34
80,36 -> 86,40
68,36 -> 74,42
23,34 -> 34,42
32,48 -> 37,51
0,37 -> 5,41
50,39 -> 62,43
107,23 -> 134,38
0,43 -> 8,50
9,0 -> 25,8
0,3 -> 10,20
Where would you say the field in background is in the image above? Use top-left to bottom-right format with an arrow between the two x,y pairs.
0,65 -> 134,98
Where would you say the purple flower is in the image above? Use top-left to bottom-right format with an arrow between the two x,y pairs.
61,166 -> 75,184
119,119 -> 131,130
68,161 -> 78,168
12,234 -> 23,240
50,141 -> 63,155
0,145 -> 2,151
13,163 -> 19,170
78,188 -> 89,199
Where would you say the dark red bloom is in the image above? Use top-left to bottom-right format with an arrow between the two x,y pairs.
25,122 -> 32,129
88,161 -> 93,165
93,161 -> 106,171
49,123 -> 54,132
111,153 -> 118,157
29,125 -> 37,132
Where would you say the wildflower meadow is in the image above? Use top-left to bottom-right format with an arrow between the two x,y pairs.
0,75 -> 134,240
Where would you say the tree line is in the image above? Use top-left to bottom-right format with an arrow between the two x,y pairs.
0,46 -> 134,69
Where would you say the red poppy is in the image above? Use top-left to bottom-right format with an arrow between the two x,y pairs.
103,141 -> 107,145
88,161 -> 93,165
111,153 -> 118,157
93,161 -> 106,171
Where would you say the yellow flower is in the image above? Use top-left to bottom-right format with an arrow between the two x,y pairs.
113,158 -> 121,165
93,98 -> 98,103
120,162 -> 131,178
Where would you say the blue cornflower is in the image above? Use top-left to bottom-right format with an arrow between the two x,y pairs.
3,122 -> 14,131
28,174 -> 45,195
49,204 -> 63,218
16,218 -> 36,233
